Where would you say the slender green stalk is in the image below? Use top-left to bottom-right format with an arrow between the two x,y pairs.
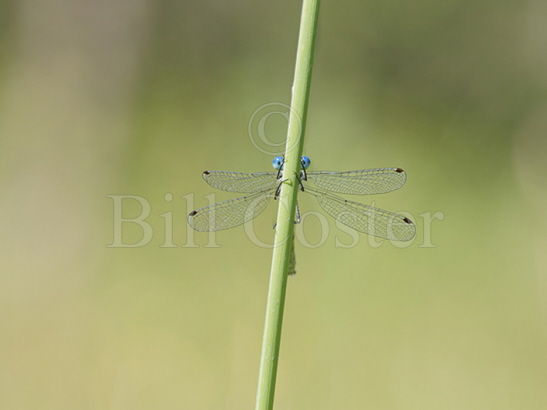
255,1 -> 320,409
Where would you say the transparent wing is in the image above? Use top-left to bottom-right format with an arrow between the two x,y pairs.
202,171 -> 279,193
304,187 -> 415,241
188,191 -> 273,232
306,168 -> 407,195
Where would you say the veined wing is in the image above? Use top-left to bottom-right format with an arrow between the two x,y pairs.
306,168 -> 406,195
304,187 -> 415,241
203,171 -> 279,193
188,191 -> 273,232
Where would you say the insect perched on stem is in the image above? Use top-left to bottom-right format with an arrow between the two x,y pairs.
188,156 -> 415,243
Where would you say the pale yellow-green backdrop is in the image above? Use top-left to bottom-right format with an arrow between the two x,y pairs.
1,1 -> 546,409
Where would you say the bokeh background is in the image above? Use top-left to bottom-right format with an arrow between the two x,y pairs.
1,0 -> 547,409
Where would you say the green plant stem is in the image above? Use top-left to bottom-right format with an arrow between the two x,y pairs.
255,0 -> 320,409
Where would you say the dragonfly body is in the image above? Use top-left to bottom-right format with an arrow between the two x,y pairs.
188,157 -> 415,241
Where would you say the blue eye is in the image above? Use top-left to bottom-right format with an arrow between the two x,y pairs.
301,156 -> 311,170
272,156 -> 284,170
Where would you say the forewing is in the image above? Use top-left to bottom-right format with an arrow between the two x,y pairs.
203,171 -> 279,193
305,188 -> 415,241
306,168 -> 406,195
188,192 -> 272,232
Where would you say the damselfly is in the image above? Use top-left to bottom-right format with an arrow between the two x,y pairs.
187,156 -> 415,242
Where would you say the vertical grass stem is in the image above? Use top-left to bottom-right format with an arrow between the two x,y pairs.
255,0 -> 321,408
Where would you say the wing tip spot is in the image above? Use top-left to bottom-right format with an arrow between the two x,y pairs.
395,168 -> 404,173
402,217 -> 413,224
189,210 -> 198,216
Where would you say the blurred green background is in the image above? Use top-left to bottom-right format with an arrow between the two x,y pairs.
1,0 -> 547,409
